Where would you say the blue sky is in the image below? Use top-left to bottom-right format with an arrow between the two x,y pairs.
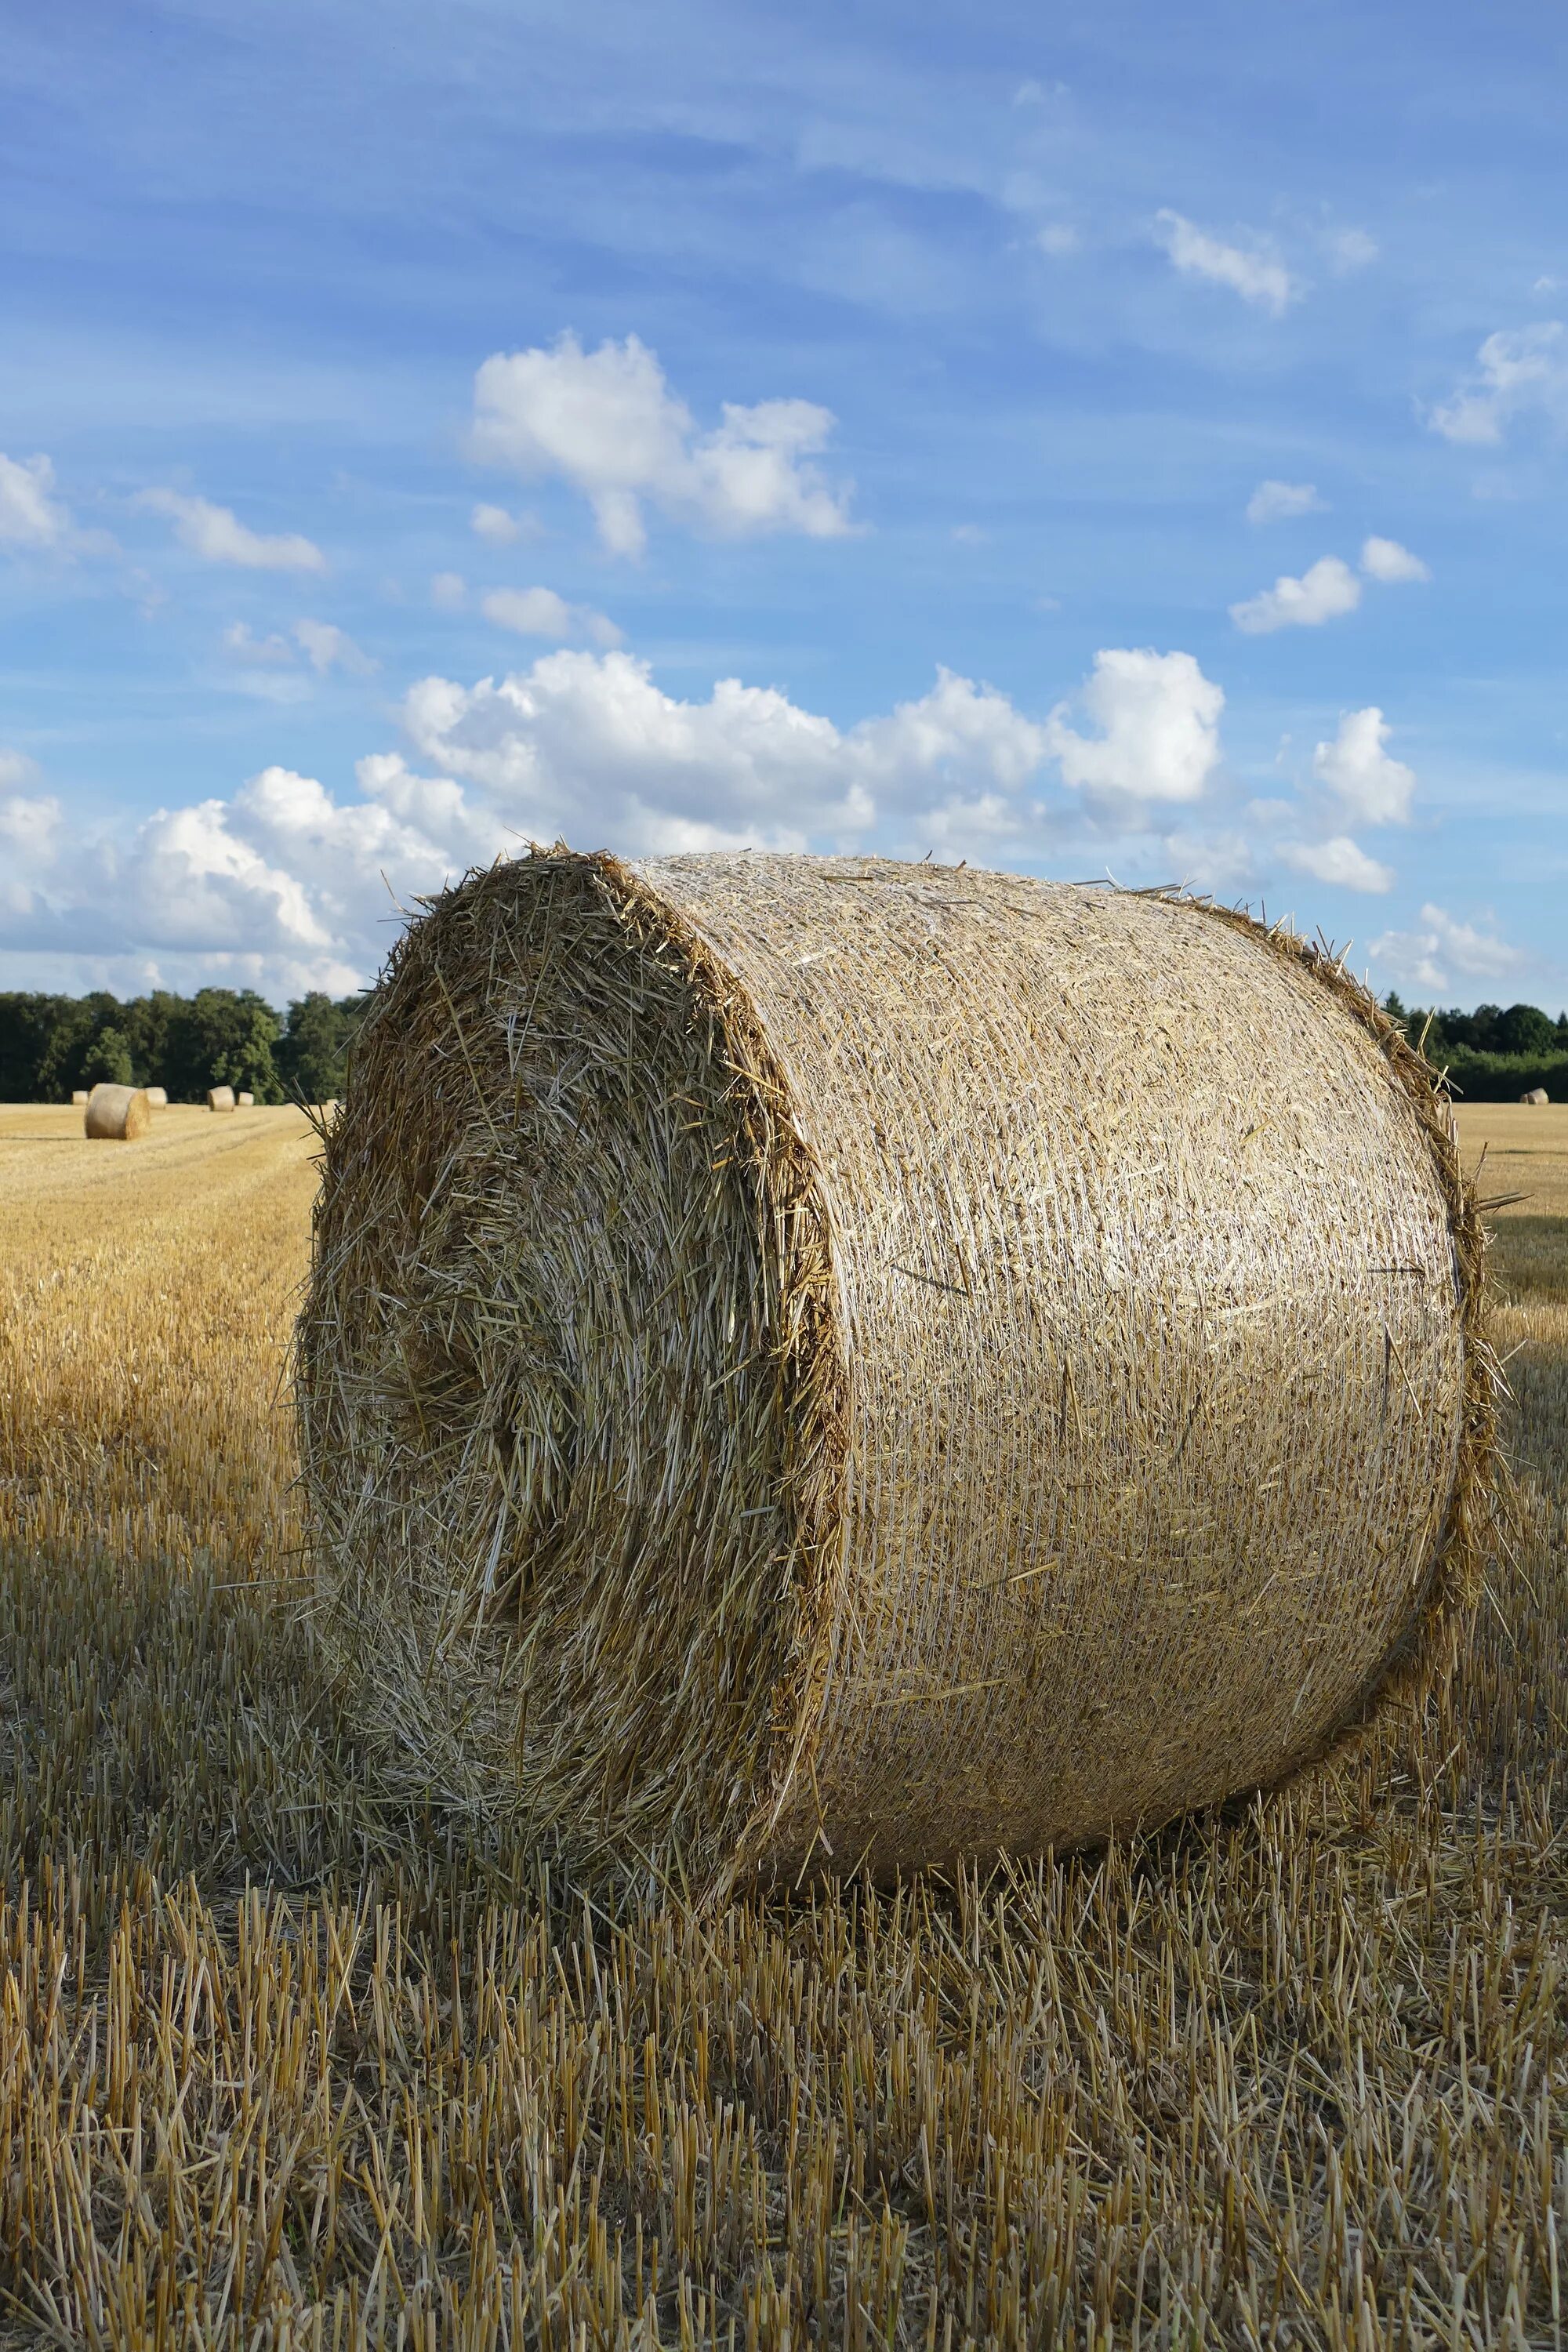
2,0 -> 1564,1007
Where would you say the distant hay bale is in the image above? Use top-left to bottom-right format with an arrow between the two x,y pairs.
297,851 -> 1496,1888
145,1086 -> 168,1108
71,1090 -> 89,1107
84,1083 -> 152,1142
207,1087 -> 236,1113
237,1091 -> 255,1108
1521,1086 -> 1550,1105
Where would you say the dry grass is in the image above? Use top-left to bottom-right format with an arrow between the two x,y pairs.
0,1098 -> 1563,2345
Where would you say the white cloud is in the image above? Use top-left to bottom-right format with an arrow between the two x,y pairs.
0,453 -> 71,548
470,503 -> 538,544
0,647 -> 1227,991
223,622 -> 295,666
1153,211 -> 1296,315
223,619 -> 376,677
1246,479 -> 1323,524
1370,905 -> 1523,994
1312,706 -> 1416,826
1044,648 -> 1224,808
400,652 -> 1065,854
1359,535 -> 1430,583
293,619 -> 376,675
1429,322 -> 1568,445
431,572 -> 467,609
1230,555 -> 1361,633
481,586 -> 623,648
1279,834 -> 1393,893
1327,227 -> 1378,274
470,332 -> 855,557
0,787 -> 60,865
137,488 -> 326,572
0,747 -> 41,789
1036,224 -> 1080,257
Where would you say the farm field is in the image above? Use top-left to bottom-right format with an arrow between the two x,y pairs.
0,1098 -> 1565,2347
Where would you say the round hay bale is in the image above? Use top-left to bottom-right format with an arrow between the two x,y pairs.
71,1090 -> 89,1106
145,1086 -> 168,1108
207,1086 -> 236,1113
237,1090 -> 255,1108
1521,1086 -> 1550,1105
84,1082 -> 152,1142
297,851 -> 1494,1887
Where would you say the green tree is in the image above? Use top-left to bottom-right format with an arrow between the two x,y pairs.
1494,1002 -> 1557,1058
81,1025 -> 136,1087
276,991 -> 361,1103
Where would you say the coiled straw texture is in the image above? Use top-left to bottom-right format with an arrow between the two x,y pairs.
84,1083 -> 152,1142
297,851 -> 1493,1889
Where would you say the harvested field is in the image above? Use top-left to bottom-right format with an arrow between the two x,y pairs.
0,1095 -> 1565,2347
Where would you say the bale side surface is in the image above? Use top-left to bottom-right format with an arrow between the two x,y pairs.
84,1083 -> 151,1142
297,851 -> 1488,1886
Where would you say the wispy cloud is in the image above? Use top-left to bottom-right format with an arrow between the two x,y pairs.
138,488 -> 326,572
1153,210 -> 1296,315
1245,479 -> 1323,524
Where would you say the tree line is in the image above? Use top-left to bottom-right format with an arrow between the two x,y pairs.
3,981 -> 1563,1109
1385,995 -> 1568,1101
0,988 -> 363,1105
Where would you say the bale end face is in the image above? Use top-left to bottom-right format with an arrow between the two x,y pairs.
84,1083 -> 152,1142
297,851 -> 1496,1889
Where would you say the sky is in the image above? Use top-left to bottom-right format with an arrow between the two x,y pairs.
1,0 -> 1565,1010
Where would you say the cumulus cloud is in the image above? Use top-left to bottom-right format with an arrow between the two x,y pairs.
1230,555 -> 1361,633
470,332 -> 855,557
0,453 -> 72,549
481,586 -> 623,648
1153,211 -> 1296,315
1279,834 -> 1393,893
1246,479 -> 1323,524
138,488 -> 326,572
1044,648 -> 1224,809
1312,707 -> 1416,826
1370,905 -> 1523,993
1429,322 -> 1568,445
0,646 -> 1236,992
1359,535 -> 1430,583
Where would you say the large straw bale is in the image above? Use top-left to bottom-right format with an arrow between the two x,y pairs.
71,1091 -> 89,1106
84,1082 -> 152,1142
297,851 -> 1496,1888
1521,1086 -> 1550,1105
207,1086 -> 236,1113
145,1086 -> 168,1108
237,1091 -> 255,1108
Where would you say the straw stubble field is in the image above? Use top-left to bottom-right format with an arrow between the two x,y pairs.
0,1097 -> 1565,2348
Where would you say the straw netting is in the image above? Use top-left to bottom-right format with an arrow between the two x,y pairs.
84,1082 -> 151,1142
296,850 -> 1495,1889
